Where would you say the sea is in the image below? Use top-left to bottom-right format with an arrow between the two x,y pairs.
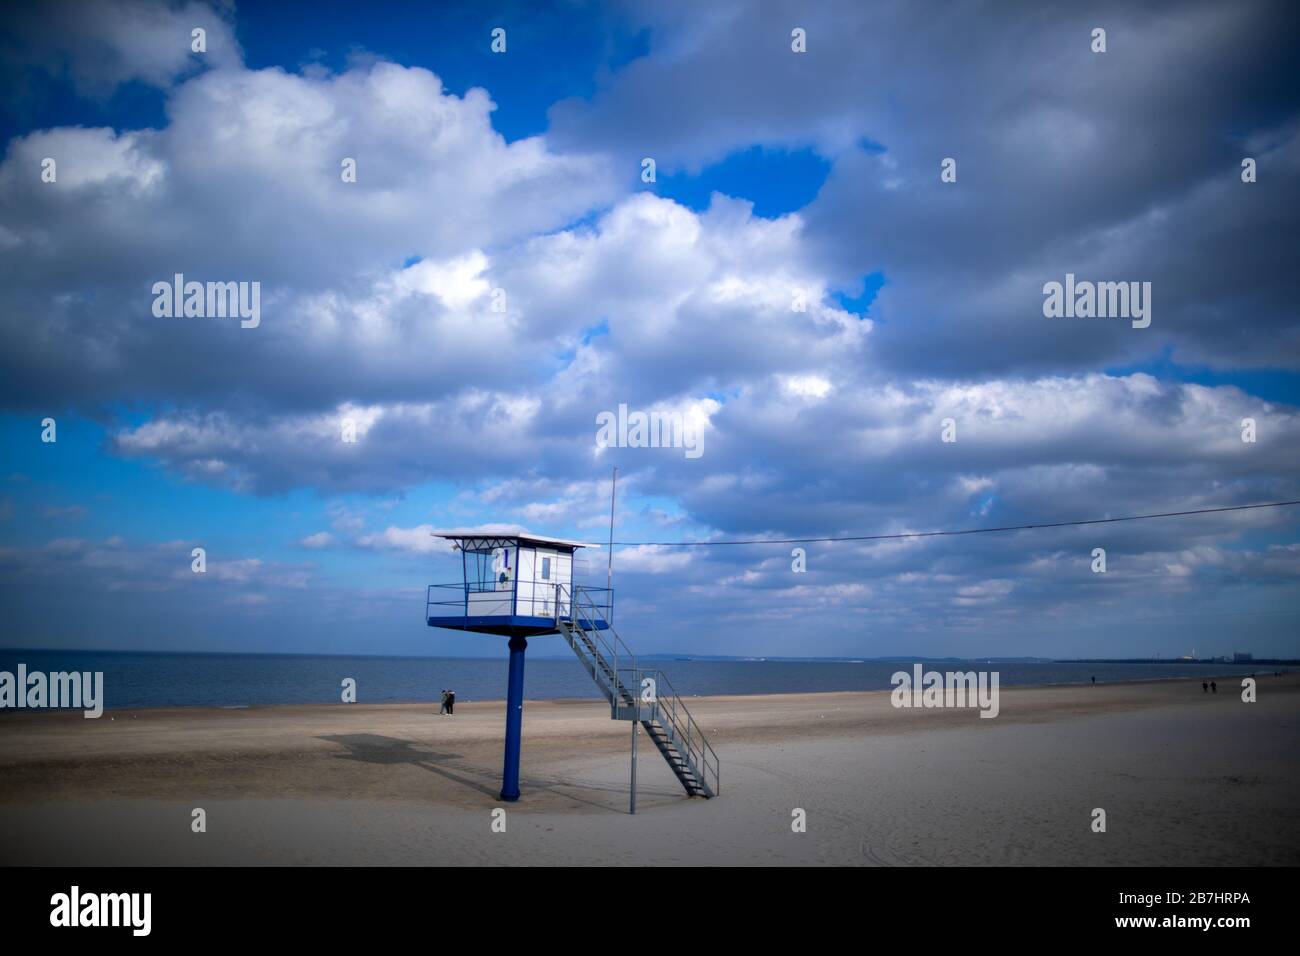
0,649 -> 1276,711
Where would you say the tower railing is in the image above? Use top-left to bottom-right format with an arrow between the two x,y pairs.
556,583 -> 634,717
426,582 -> 469,618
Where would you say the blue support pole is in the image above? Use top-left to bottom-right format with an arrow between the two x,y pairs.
500,635 -> 528,801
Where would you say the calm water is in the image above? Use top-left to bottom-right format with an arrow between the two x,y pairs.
0,649 -> 1274,711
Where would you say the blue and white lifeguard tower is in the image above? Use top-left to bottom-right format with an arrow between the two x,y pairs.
426,532 -> 605,637
426,530 -> 719,808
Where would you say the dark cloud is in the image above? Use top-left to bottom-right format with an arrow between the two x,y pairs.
552,0 -> 1300,376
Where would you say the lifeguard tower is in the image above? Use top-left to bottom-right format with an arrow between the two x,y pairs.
426,531 -> 719,806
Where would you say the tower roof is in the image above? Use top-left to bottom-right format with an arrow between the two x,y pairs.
431,530 -> 601,551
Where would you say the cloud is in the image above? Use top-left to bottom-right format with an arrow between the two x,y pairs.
0,58 -> 618,411
0,535 -> 312,593
551,0 -> 1300,376
356,524 -> 441,555
5,0 -> 242,93
615,545 -> 693,574
81,186 -> 866,492
39,504 -> 87,520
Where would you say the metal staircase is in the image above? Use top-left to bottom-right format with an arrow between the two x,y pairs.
555,584 -> 719,798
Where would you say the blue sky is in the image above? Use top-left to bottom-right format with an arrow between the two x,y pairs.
1,0 -> 1298,659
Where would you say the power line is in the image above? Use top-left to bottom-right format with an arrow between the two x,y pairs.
612,499 -> 1300,547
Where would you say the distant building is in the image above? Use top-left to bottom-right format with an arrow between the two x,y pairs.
1234,652 -> 1253,662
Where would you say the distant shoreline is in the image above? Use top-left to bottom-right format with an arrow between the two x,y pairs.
2,646 -> 1295,665
0,670 -> 1281,717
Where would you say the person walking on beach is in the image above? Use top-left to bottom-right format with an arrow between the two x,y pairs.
1211,681 -> 1217,694
1091,676 -> 1096,684
447,689 -> 456,715
439,689 -> 450,716
1203,681 -> 1208,693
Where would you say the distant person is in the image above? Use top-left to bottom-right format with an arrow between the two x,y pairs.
439,689 -> 450,716
447,690 -> 456,715
1091,676 -> 1096,684
1211,681 -> 1217,694
1202,681 -> 1208,693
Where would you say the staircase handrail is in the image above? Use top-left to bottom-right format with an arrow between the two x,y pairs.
563,584 -> 719,796
639,667 -> 721,797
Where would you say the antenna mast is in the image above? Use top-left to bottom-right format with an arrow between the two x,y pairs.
607,466 -> 617,597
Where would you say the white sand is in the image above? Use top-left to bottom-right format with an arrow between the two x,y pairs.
1,675 -> 1296,865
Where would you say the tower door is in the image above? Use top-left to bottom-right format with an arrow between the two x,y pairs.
516,548 -> 536,616
553,551 -> 572,617
533,548 -> 558,618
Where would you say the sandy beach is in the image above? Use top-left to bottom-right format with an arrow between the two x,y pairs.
1,674 -> 1297,866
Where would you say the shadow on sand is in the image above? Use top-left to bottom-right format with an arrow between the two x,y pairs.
318,732 -> 500,799
317,732 -> 678,813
